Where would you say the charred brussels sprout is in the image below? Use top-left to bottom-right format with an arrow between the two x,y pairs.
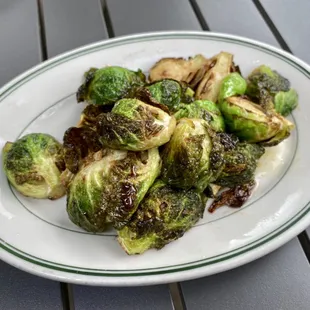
2,133 -> 66,199
62,127 -> 102,174
118,180 -> 206,255
96,98 -> 176,151
215,143 -> 265,188
174,100 -> 225,132
196,52 -> 234,102
161,118 -> 213,191
67,148 -> 161,232
247,65 -> 290,98
76,66 -> 146,105
219,96 -> 294,145
145,79 -> 194,112
246,65 -> 298,116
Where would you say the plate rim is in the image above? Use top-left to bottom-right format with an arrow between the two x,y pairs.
1,30 -> 310,286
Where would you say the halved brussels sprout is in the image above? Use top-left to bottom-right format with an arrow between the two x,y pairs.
76,66 -> 146,105
195,52 -> 234,102
96,98 -> 176,151
161,118 -> 213,191
174,100 -> 225,132
67,148 -> 161,232
219,96 -> 294,145
118,180 -> 206,255
2,133 -> 66,199
145,79 -> 194,112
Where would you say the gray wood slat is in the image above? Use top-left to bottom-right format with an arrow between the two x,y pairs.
182,239 -> 310,310
0,0 -> 41,86
73,284 -> 173,310
42,0 -> 108,58
106,0 -> 201,36
195,0 -> 279,47
0,260 -> 62,309
260,0 -> 310,64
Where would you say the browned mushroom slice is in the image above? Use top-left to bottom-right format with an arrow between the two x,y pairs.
149,54 -> 210,83
196,52 -> 234,102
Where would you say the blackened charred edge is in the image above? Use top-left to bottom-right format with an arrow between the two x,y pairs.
169,282 -> 187,310
36,0 -> 48,60
100,0 -> 115,38
188,0 -> 210,31
60,282 -> 75,310
252,0 -> 292,53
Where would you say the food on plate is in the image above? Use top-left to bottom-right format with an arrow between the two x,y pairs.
215,142 -> 265,188
2,133 -> 66,199
1,51 -> 298,254
145,79 -> 194,112
195,52 -> 235,102
96,98 -> 176,151
208,181 -> 256,213
174,100 -> 225,132
76,66 -> 146,105
246,65 -> 298,116
218,73 -> 295,146
149,54 -> 210,85
66,148 -> 161,232
62,126 -> 102,174
118,180 -> 206,254
161,118 -> 214,191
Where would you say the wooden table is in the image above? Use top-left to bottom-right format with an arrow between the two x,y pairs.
1,1 -> 310,309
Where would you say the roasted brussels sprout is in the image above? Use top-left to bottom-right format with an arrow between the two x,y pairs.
274,88 -> 298,117
174,100 -> 225,132
215,143 -> 265,188
62,127 -> 102,174
67,148 -> 161,232
2,133 -> 66,199
246,65 -> 290,98
196,52 -> 234,102
219,95 -> 294,145
118,180 -> 206,254
76,66 -> 146,105
161,118 -> 213,191
149,54 -> 210,84
96,98 -> 176,151
145,79 -> 194,112
246,65 -> 298,116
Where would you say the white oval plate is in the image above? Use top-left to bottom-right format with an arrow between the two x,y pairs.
1,31 -> 310,286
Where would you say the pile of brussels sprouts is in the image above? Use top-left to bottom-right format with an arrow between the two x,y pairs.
2,52 -> 298,254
